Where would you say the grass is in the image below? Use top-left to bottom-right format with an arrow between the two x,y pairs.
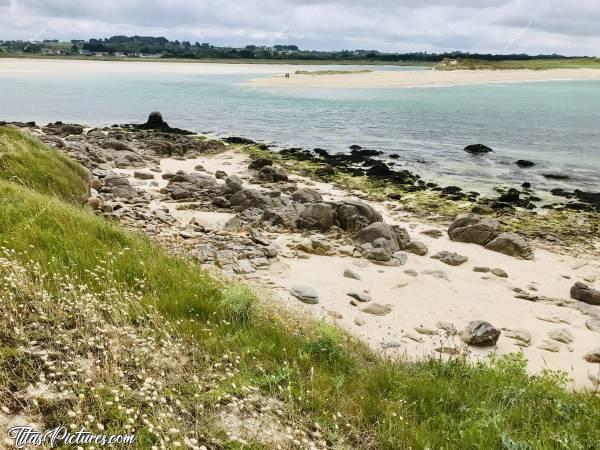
294,70 -> 372,75
1,127 -> 599,448
436,58 -> 600,71
0,127 -> 90,204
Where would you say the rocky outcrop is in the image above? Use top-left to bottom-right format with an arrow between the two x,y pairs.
448,214 -> 499,246
353,222 -> 410,262
100,174 -> 138,200
570,282 -> 600,305
336,200 -> 382,232
448,214 -> 533,260
292,188 -> 322,204
484,233 -> 534,260
258,165 -> 288,182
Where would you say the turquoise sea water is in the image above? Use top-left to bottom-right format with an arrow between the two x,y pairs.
1,63 -> 599,194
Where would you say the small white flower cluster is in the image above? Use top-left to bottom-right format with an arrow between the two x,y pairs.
0,250 -> 330,449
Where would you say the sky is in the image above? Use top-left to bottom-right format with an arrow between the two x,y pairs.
0,0 -> 599,55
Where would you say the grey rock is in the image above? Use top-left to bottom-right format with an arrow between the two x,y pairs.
215,170 -> 228,179
259,165 -> 288,182
448,214 -> 500,246
420,229 -> 443,238
491,268 -> 508,278
538,340 -> 561,353
212,196 -> 231,208
133,171 -> 154,180
503,328 -> 531,347
585,318 -> 600,332
298,203 -> 336,231
404,269 -> 418,277
583,347 -> 600,363
347,292 -> 372,303
354,317 -> 366,326
473,266 -> 491,273
336,201 -> 383,232
235,259 -> 254,274
392,252 -> 408,265
484,233 -> 534,260
353,222 -> 411,257
359,303 -> 392,316
415,326 -> 439,336
223,216 -> 241,232
431,251 -> 468,266
292,188 -> 323,204
250,229 -> 271,246
343,268 -> 362,280
435,321 -> 457,335
548,328 -> 574,344
422,270 -> 450,281
570,282 -> 600,305
407,240 -> 428,256
289,285 -> 319,304
459,320 -> 500,346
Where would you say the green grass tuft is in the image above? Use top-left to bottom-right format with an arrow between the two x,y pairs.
0,126 -> 90,203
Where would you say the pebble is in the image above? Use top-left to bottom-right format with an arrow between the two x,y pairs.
538,340 -> 561,353
343,268 -> 362,280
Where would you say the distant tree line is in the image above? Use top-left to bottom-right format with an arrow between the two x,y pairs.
0,35 -> 589,62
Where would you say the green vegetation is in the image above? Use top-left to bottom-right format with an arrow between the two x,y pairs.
3,35 -> 595,65
1,128 -> 599,448
437,57 -> 600,71
295,69 -> 372,75
0,127 -> 89,203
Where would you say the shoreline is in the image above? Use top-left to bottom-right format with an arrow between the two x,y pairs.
3,118 -> 599,388
246,68 -> 600,88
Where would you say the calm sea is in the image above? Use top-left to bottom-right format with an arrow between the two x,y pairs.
1,61 -> 599,195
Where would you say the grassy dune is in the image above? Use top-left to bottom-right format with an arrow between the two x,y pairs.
437,58 -> 600,71
1,127 -> 599,448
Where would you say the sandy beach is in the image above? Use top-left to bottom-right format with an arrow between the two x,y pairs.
247,68 -> 600,88
109,148 -> 600,389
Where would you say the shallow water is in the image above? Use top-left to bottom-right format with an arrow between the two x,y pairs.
1,61 -> 599,194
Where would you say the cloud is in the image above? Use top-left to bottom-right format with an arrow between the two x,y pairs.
1,0 -> 598,55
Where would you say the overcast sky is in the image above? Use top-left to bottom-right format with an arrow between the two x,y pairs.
1,0 -> 598,55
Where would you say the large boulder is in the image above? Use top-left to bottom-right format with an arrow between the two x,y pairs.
298,203 -> 336,231
353,222 -> 410,261
101,174 -> 138,199
459,321 -> 500,346
292,188 -> 323,204
165,172 -> 218,200
259,165 -> 288,182
336,200 -> 383,232
484,233 -> 533,260
230,189 -> 288,211
570,282 -> 600,305
448,214 -> 499,246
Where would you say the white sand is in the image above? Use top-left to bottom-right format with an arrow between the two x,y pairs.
120,149 -> 600,389
247,68 -> 600,89
0,57 -> 354,76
